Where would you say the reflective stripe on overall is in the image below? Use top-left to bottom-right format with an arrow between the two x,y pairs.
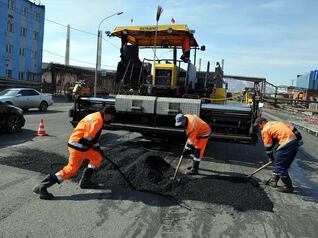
55,112 -> 104,182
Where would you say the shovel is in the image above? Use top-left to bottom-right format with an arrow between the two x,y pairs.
244,161 -> 273,187
172,154 -> 184,180
247,161 -> 273,178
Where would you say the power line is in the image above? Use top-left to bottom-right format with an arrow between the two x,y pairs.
45,18 -> 96,36
43,49 -> 116,68
0,31 -> 116,68
0,0 -> 120,49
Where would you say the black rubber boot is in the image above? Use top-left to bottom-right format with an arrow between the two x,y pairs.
186,161 -> 200,175
80,168 -> 103,189
33,174 -> 58,200
278,176 -> 294,193
264,174 -> 280,188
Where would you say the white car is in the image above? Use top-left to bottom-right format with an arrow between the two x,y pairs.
0,88 -> 53,111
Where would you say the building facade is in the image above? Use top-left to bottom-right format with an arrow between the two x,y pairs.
296,70 -> 318,91
42,63 -> 116,97
0,0 -> 45,90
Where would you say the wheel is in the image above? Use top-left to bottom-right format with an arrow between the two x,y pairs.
39,101 -> 48,111
6,114 -> 23,133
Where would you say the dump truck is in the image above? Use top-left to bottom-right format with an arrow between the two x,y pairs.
69,24 -> 265,144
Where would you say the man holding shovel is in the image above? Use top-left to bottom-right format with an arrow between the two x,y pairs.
33,105 -> 116,200
254,117 -> 302,193
175,113 -> 211,175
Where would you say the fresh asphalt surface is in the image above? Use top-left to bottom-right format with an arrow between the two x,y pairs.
0,103 -> 317,237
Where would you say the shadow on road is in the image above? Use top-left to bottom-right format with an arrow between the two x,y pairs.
291,150 -> 318,203
53,188 -> 179,208
0,129 -> 37,148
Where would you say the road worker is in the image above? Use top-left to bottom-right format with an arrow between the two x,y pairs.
33,105 -> 116,200
175,113 -> 211,175
254,117 -> 302,193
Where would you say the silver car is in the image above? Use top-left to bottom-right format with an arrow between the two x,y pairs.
0,88 -> 53,111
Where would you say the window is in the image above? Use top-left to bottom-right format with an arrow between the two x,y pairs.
7,15 -> 14,32
6,44 -> 13,54
6,69 -> 12,78
28,90 -> 39,96
22,6 -> 28,16
33,31 -> 38,40
34,12 -> 40,22
28,72 -> 36,81
8,0 -> 14,10
20,27 -> 27,37
7,21 -> 14,32
19,72 -> 25,80
19,47 -> 26,56
20,90 -> 30,96
32,50 -> 37,59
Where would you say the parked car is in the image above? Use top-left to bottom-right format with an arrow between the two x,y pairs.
0,101 -> 25,133
0,88 -> 53,111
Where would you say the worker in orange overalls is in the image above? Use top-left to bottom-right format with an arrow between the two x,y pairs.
254,117 -> 302,193
175,113 -> 211,175
33,105 -> 116,200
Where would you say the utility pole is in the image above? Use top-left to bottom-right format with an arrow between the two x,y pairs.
94,12 -> 123,97
65,24 -> 70,65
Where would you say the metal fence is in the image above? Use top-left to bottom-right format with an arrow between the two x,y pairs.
263,80 -> 318,110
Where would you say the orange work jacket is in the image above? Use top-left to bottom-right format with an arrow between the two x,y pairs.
261,121 -> 296,151
68,112 -> 104,151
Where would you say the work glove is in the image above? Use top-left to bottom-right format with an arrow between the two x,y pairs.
267,153 -> 274,162
298,139 -> 304,147
182,148 -> 191,157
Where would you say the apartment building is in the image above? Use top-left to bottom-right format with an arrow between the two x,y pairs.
0,0 -> 45,89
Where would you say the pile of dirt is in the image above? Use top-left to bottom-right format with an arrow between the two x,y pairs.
0,147 -> 273,212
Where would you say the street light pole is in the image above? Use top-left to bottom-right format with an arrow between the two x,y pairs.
94,11 -> 123,97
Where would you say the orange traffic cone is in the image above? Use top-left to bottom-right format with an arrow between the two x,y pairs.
37,118 -> 47,136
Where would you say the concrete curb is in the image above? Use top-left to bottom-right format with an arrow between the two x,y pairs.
291,123 -> 318,137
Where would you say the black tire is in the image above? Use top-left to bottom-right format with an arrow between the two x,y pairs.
39,101 -> 48,111
6,114 -> 23,133
5,101 -> 13,105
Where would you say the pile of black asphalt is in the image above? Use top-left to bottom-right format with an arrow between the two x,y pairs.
0,147 -> 273,212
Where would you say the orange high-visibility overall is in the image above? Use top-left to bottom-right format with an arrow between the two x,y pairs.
184,114 -> 211,161
56,112 -> 104,181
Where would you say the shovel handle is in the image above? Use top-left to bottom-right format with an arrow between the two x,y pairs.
247,161 -> 273,178
172,155 -> 184,180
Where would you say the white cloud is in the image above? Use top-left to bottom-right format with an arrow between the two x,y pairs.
260,0 -> 286,9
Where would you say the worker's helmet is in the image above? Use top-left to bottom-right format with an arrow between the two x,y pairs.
253,117 -> 267,126
175,113 -> 185,126
103,105 -> 116,115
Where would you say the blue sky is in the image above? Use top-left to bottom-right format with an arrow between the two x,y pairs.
40,0 -> 318,86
